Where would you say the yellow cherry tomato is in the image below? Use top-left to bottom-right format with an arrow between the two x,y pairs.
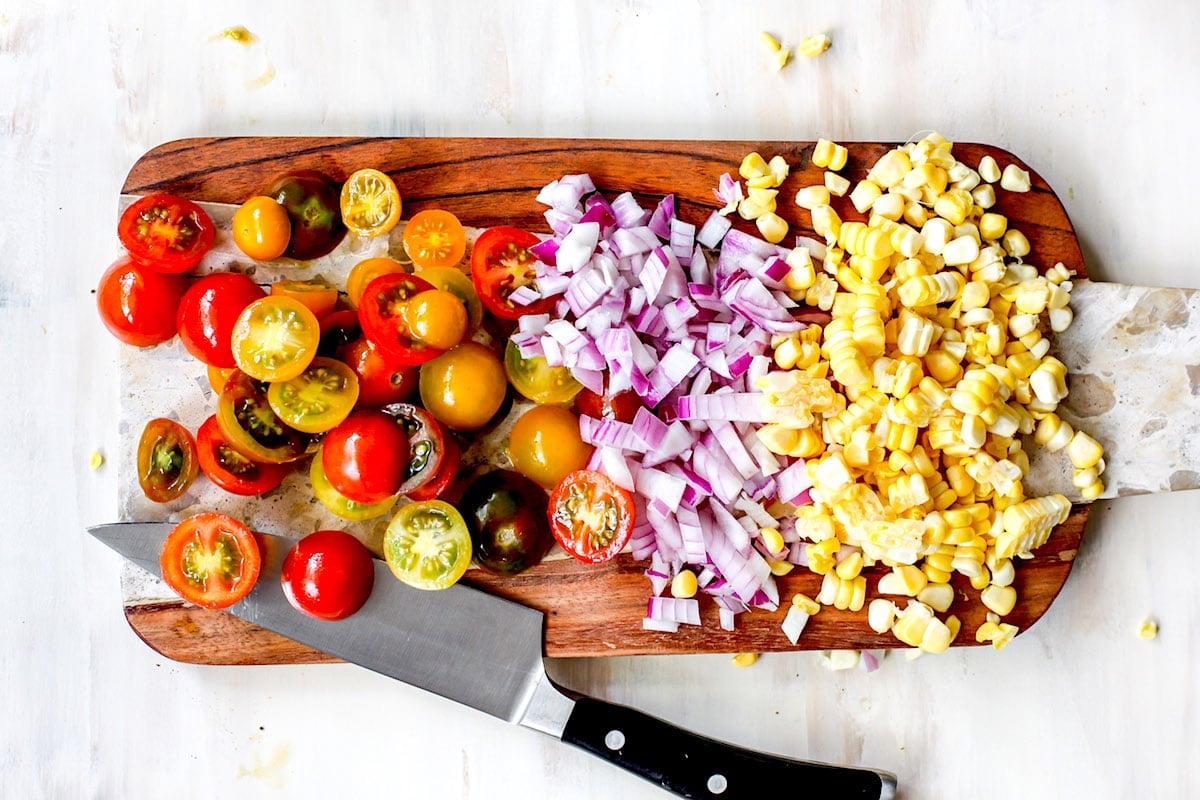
508,405 -> 594,490
419,341 -> 507,431
340,168 -> 402,238
504,339 -> 582,405
346,257 -> 408,308
401,289 -> 468,350
416,266 -> 484,331
232,196 -> 291,261
402,209 -> 467,269
230,296 -> 320,382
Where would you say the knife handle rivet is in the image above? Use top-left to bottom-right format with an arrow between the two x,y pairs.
706,774 -> 728,795
604,730 -> 626,751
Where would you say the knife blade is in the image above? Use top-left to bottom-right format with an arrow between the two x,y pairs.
89,521 -> 898,799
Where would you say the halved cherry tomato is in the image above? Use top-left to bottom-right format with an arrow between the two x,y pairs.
266,171 -> 346,260
321,410 -> 409,504
383,500 -> 472,590
118,193 -> 215,273
416,265 -> 484,331
310,446 -> 398,521
407,433 -> 460,502
340,168 -> 401,238
470,226 -> 557,320
206,365 -> 236,394
574,382 -> 645,424
160,512 -> 261,609
357,273 -> 443,366
346,257 -> 408,308
216,370 -> 309,464
96,255 -> 189,347
379,403 -> 447,496
231,295 -> 321,382
547,469 -> 635,564
232,196 -> 291,261
418,341 -> 508,431
177,272 -> 267,368
508,405 -> 593,490
504,338 -> 582,405
195,416 -> 289,496
402,209 -> 466,269
316,308 -> 362,358
266,356 -> 359,434
281,530 -> 375,621
136,418 -> 199,503
337,337 -> 419,408
270,277 -> 339,318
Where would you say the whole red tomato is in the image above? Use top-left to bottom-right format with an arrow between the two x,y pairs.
321,410 -> 409,504
281,530 -> 376,621
177,272 -> 266,367
96,255 -> 189,347
338,337 -> 419,408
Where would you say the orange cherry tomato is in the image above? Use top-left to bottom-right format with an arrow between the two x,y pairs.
403,209 -> 467,269
270,277 -> 339,318
232,196 -> 291,261
159,512 -> 262,609
508,405 -> 593,490
418,341 -> 508,431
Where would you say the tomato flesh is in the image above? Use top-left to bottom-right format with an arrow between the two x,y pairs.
548,469 -> 635,564
383,500 -> 472,590
96,256 -> 189,347
136,418 -> 199,503
195,416 -> 288,496
281,530 -> 375,621
402,209 -> 466,269
118,193 -> 215,273
471,227 -> 557,320
231,295 -> 321,382
160,512 -> 261,609
266,356 -> 360,434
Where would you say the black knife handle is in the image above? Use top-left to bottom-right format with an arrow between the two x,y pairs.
561,696 -> 896,799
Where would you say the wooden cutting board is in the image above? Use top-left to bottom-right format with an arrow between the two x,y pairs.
118,136 -> 1089,662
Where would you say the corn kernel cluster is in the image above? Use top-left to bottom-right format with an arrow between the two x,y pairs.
752,133 -> 1105,653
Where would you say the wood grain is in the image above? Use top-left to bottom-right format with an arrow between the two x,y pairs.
120,137 -> 1090,661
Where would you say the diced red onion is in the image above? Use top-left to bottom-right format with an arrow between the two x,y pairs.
648,194 -> 675,240
611,192 -> 650,228
647,596 -> 701,626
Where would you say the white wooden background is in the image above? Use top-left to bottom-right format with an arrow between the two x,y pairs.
3,2 -> 1198,798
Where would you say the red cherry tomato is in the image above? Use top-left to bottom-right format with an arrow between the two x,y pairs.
321,410 -> 410,504
96,255 -> 189,347
470,227 -> 558,320
547,469 -> 636,564
118,193 -> 215,273
195,416 -> 289,497
574,384 -> 645,424
357,273 -> 443,366
176,272 -> 267,368
159,512 -> 261,609
338,337 -> 419,408
281,530 -> 376,621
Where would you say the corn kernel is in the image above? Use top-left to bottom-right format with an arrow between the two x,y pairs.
756,211 -> 789,243
1002,229 -> 1031,258
868,150 -> 914,189
868,598 -> 898,633
813,139 -> 837,168
797,33 -> 831,58
739,152 -> 770,180
917,582 -> 954,613
769,559 -> 795,576
731,652 -> 760,667
920,617 -> 955,653
1000,164 -> 1032,193
792,593 -> 821,616
824,171 -> 851,197
1066,431 -> 1104,470
811,204 -> 842,244
1138,619 -> 1158,640
971,183 -> 997,210
978,155 -> 1002,183
796,185 -> 831,210
836,551 -> 864,580
849,180 -> 883,213
89,451 -> 105,470
978,212 -> 1008,242
671,569 -> 699,599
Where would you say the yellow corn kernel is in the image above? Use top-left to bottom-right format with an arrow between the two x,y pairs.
868,149 -> 914,189
835,550 -> 864,580
89,451 -> 105,470
731,652 -> 760,667
878,564 -> 928,596
671,569 -> 699,599
1003,228 -> 1031,258
813,138 -> 848,170
989,558 -> 1015,587
977,155 -> 1001,183
943,235 -> 981,267
1033,413 -> 1074,453
849,180 -> 883,213
792,592 -> 821,615
811,204 -> 842,244
916,582 -> 954,613
996,494 -> 1071,558
797,33 -> 831,58
796,185 -> 831,210
739,151 -> 770,181
824,171 -> 851,197
979,212 -> 1008,242
806,538 -> 840,574
868,598 -> 898,633
1080,479 -> 1105,501
839,221 -> 896,260
1067,430 -> 1104,470
950,368 -> 1001,416
891,601 -> 934,647
920,616 -> 956,653
1000,163 -> 1032,193
981,584 -> 1018,617
1138,619 -> 1158,641
933,189 -> 973,227
769,559 -> 795,576
784,247 -> 817,293
756,211 -> 789,243
759,527 -> 785,555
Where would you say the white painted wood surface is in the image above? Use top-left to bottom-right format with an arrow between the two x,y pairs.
3,1 -> 1198,797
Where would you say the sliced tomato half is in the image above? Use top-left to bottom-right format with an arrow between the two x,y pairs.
136,418 -> 199,503
195,415 -> 289,497
470,227 -> 557,320
216,369 -> 310,464
160,512 -> 261,609
379,403 -> 448,497
118,193 -> 215,273
547,469 -> 636,564
357,273 -> 443,366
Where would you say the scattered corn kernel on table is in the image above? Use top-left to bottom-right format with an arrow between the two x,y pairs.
9,3 -> 1200,800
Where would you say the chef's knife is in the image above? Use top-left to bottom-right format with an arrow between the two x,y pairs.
89,521 -> 898,799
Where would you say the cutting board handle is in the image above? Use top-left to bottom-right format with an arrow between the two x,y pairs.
561,695 -> 896,798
